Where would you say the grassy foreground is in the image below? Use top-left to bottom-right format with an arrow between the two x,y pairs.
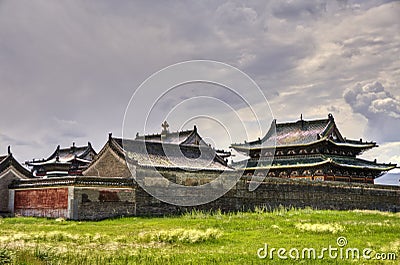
0,207 -> 399,264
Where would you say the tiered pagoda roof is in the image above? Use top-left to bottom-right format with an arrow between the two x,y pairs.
234,154 -> 395,172
26,142 -> 97,177
231,114 -> 396,182
232,113 -> 376,153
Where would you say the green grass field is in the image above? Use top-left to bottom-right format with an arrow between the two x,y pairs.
0,207 -> 399,264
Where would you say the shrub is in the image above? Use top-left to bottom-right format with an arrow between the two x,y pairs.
0,249 -> 13,264
139,228 -> 222,243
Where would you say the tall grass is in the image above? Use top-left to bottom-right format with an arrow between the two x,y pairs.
0,208 -> 399,264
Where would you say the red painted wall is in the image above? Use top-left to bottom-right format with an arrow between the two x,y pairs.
14,188 -> 69,218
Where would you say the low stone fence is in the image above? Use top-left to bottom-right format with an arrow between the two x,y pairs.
8,175 -> 400,220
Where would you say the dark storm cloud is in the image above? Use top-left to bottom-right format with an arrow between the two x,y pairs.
0,133 -> 33,147
0,0 -> 399,163
271,0 -> 327,19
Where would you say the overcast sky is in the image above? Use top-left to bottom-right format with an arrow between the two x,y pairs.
0,0 -> 399,169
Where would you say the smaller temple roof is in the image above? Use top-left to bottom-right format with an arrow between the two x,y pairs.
231,114 -> 377,151
26,142 -> 96,166
135,123 -> 208,146
0,146 -> 33,178
122,139 -> 231,171
95,122 -> 232,172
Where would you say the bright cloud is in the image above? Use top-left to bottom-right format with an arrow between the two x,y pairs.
344,81 -> 400,142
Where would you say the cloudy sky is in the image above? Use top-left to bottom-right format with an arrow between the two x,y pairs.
0,0 -> 399,170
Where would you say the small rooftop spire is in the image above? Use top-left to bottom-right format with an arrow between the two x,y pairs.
161,121 -> 169,134
7,145 -> 11,155
108,132 -> 112,140
56,145 -> 60,162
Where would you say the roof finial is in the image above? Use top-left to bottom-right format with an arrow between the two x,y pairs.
161,121 -> 169,133
108,132 -> 112,140
7,145 -> 11,155
54,145 -> 60,162
300,113 -> 303,121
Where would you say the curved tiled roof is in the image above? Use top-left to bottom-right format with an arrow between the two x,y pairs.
231,114 -> 376,150
119,137 -> 232,171
232,154 -> 396,172
135,125 -> 208,146
26,142 -> 96,166
136,130 -> 193,144
0,150 -> 33,178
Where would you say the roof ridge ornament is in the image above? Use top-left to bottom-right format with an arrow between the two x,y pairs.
7,145 -> 11,155
56,145 -> 60,162
161,121 -> 169,134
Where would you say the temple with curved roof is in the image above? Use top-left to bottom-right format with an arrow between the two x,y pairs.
25,142 -> 97,177
84,123 -> 232,179
231,114 -> 396,183
0,146 -> 33,214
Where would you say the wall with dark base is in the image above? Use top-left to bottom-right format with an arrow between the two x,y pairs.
73,187 -> 136,220
134,176 -> 400,216
9,174 -> 400,220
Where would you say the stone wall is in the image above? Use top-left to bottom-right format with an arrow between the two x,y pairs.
72,187 -> 136,220
133,174 -> 400,216
8,173 -> 400,220
0,171 -> 21,212
233,177 -> 400,212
